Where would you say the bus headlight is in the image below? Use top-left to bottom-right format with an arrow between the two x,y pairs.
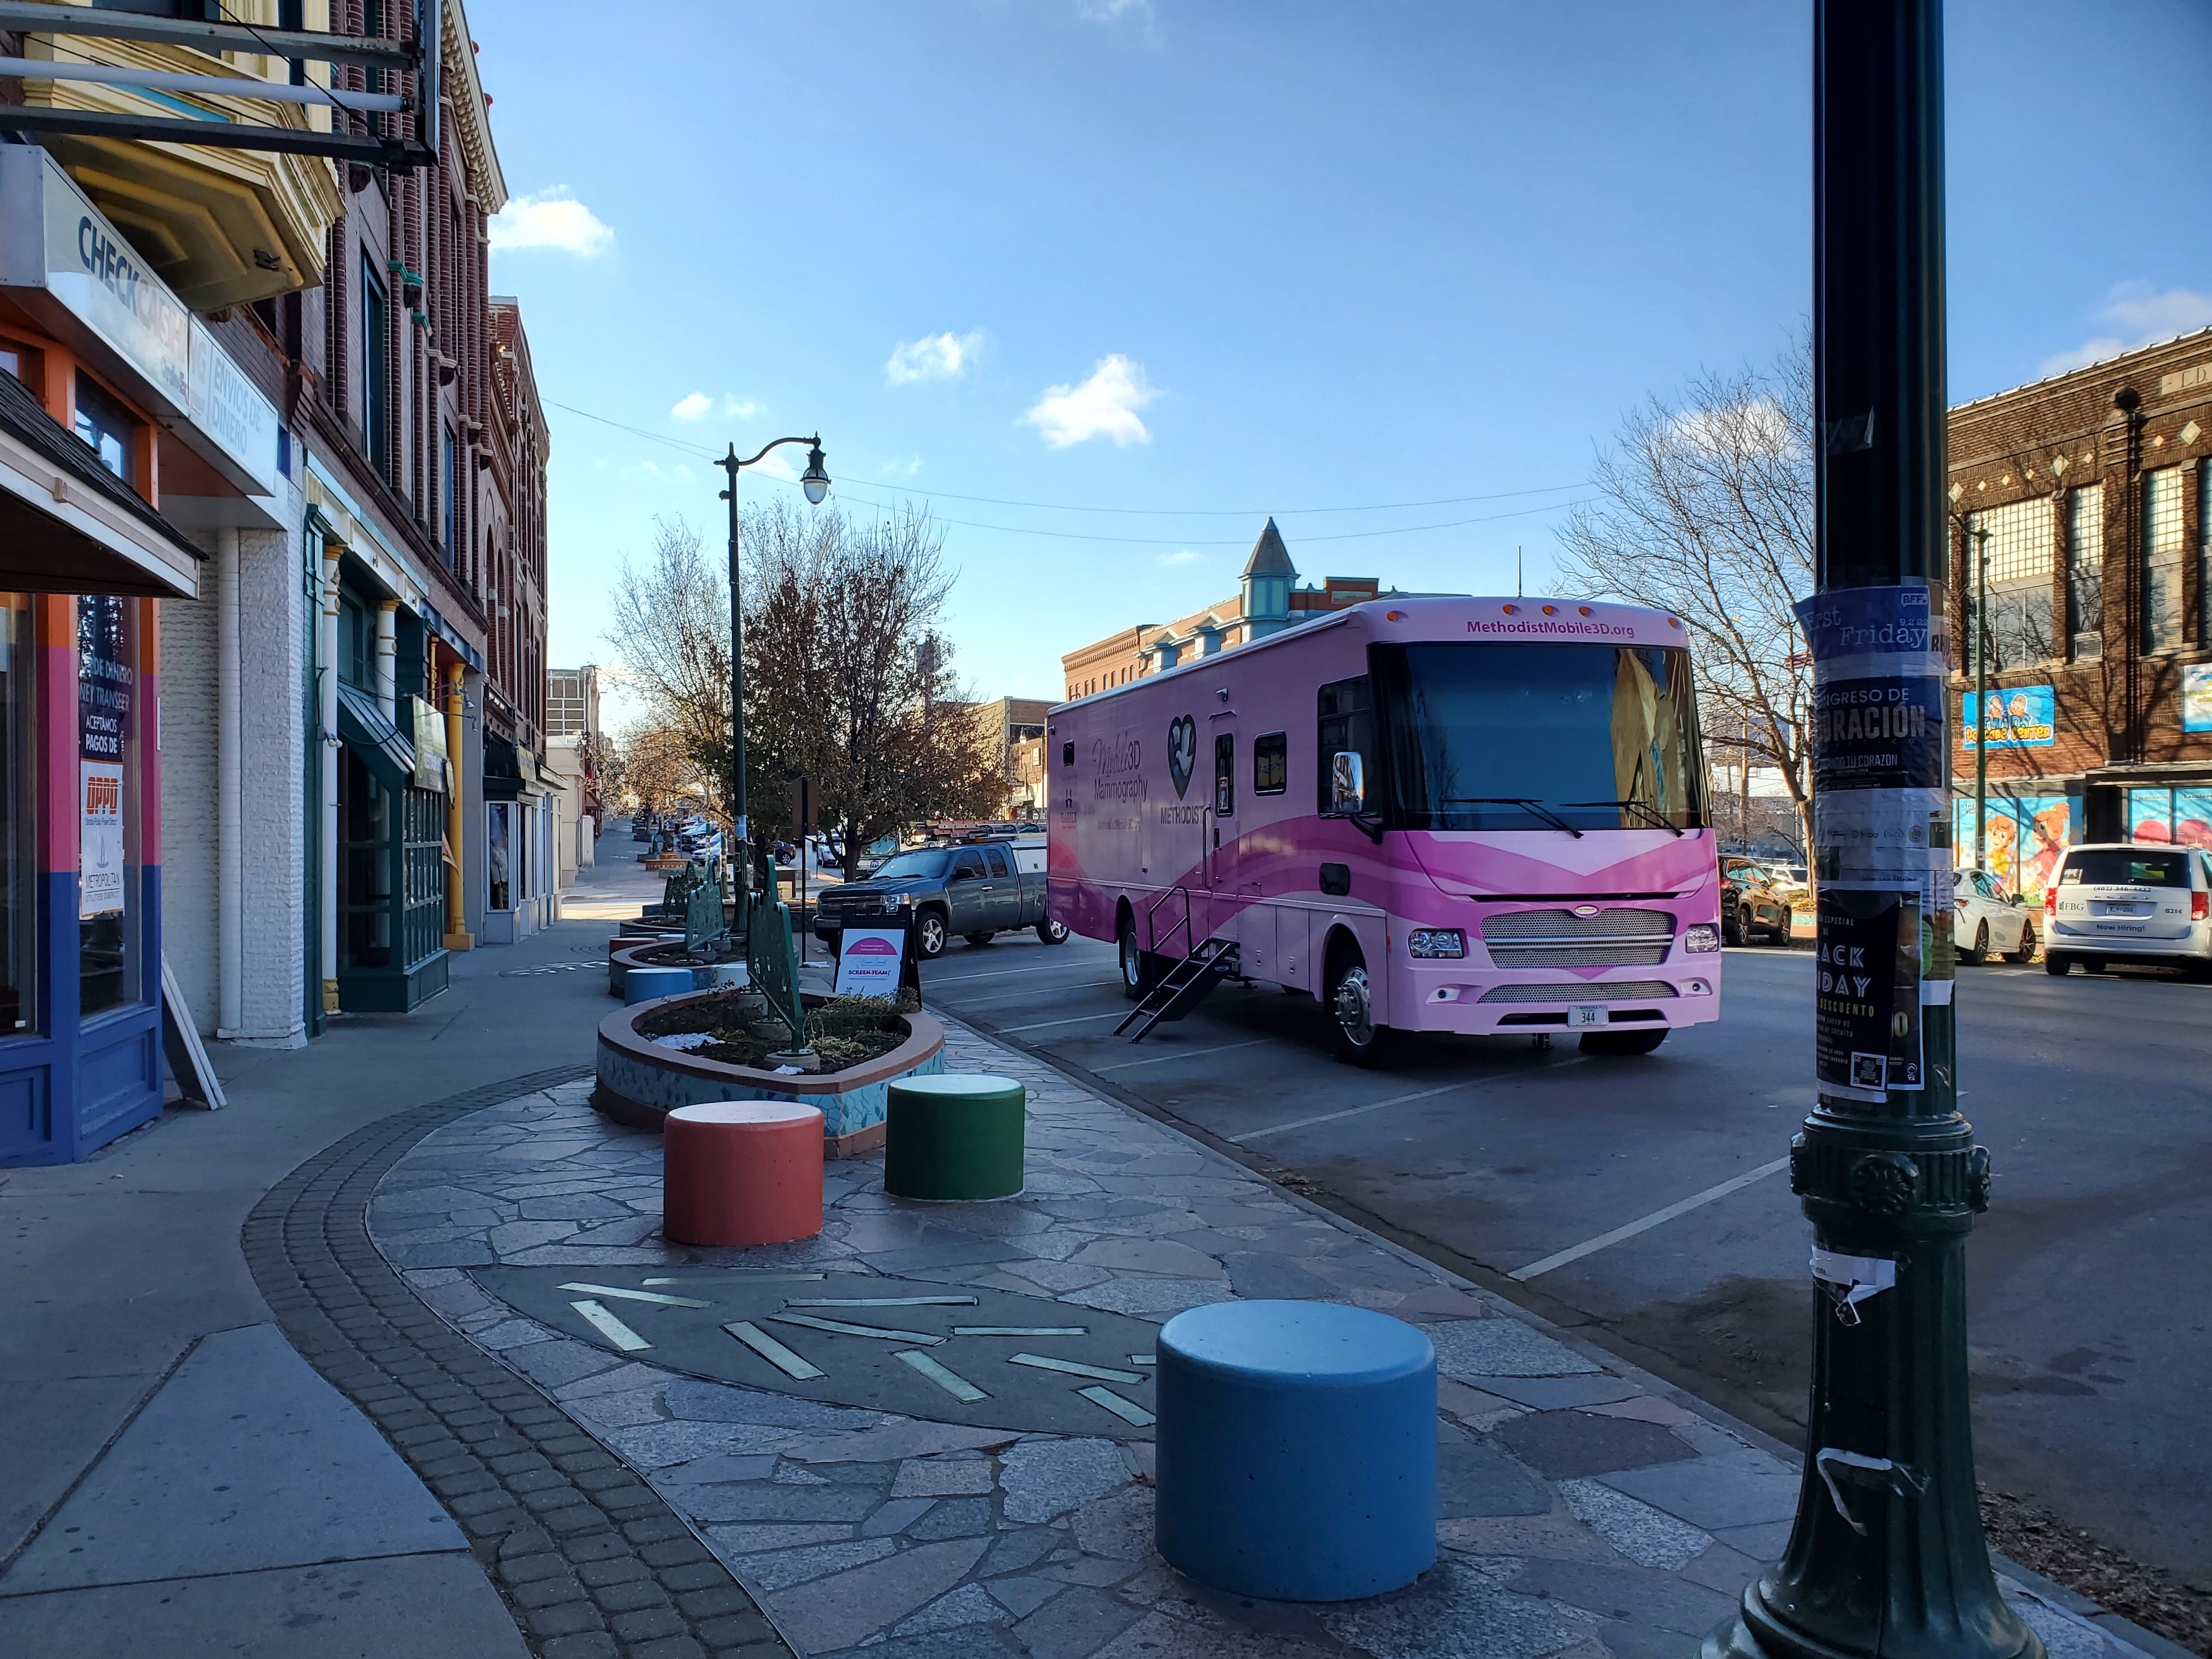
1407,928 -> 1465,958
1683,924 -> 1720,953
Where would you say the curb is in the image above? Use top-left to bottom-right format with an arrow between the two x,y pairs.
241,1065 -> 795,1659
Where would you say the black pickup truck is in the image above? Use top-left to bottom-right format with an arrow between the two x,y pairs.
812,842 -> 1065,960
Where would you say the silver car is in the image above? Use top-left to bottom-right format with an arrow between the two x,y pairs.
2044,843 -> 2212,976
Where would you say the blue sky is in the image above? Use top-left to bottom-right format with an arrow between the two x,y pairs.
470,0 -> 2212,713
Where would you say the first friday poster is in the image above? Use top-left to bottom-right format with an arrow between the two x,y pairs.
1795,584 -> 1949,1101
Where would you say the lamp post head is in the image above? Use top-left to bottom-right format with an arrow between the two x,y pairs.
801,438 -> 831,506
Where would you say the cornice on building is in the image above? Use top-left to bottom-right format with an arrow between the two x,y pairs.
439,0 -> 506,213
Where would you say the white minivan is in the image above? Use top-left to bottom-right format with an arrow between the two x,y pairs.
2043,843 -> 2212,977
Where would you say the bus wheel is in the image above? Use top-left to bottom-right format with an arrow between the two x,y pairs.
1328,955 -> 1395,1068
1579,1028 -> 1668,1056
1118,919 -> 1158,1001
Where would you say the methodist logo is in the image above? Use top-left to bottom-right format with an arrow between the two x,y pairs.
1167,715 -> 1197,799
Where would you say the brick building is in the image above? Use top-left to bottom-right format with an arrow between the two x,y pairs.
1948,328 -> 2212,899
1059,520 -> 1386,699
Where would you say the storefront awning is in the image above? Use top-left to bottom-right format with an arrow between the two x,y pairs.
483,735 -> 555,801
0,366 -> 203,599
337,681 -> 417,793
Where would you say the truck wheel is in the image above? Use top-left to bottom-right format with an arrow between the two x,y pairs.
964,932 -> 996,948
1036,919 -> 1069,945
915,910 -> 948,960
1580,1028 -> 1668,1056
1328,953 -> 1395,1069
1118,919 -> 1158,1001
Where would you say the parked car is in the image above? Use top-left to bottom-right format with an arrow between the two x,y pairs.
1952,867 -> 2037,964
1718,855 -> 1793,945
2043,843 -> 2212,977
812,840 -> 1066,959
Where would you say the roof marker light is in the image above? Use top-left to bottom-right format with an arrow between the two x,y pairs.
1578,606 -> 1592,617
1502,603 -> 1519,615
1541,604 -> 1556,615
1667,617 -> 1682,628
1385,610 -> 1404,621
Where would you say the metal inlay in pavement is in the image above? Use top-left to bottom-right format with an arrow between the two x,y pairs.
472,1267 -> 1163,1438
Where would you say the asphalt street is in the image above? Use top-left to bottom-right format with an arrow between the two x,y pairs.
910,928 -> 2212,1588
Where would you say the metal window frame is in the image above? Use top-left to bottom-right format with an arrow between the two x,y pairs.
0,0 -> 442,169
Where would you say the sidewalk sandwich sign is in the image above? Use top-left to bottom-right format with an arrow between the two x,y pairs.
834,926 -> 908,998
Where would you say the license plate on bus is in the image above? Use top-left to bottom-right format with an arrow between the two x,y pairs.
1567,1005 -> 1609,1029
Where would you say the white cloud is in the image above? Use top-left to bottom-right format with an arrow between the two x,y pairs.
1025,354 -> 1157,448
1158,549 -> 1202,567
887,330 -> 985,386
724,396 -> 760,419
2040,284 -> 2212,376
669,391 -> 712,421
1080,0 -> 1151,19
488,188 -> 614,257
879,456 -> 923,478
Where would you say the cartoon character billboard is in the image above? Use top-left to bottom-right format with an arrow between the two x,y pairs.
1958,685 -> 2055,747
1956,794 -> 2070,899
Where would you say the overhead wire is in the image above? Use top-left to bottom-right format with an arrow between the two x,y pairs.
542,398 -> 1590,548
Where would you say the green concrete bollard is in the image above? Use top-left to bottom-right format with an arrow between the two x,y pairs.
884,1075 -> 1026,1201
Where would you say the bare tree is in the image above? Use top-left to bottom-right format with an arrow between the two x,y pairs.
605,516 -> 736,824
1554,338 -> 1816,851
741,499 -> 1004,874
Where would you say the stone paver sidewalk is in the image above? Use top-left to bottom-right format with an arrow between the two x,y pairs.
368,1018 -> 2137,1659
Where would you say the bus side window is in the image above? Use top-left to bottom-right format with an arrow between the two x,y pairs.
1253,732 -> 1287,795
1214,734 -> 1235,817
1317,676 -> 1374,814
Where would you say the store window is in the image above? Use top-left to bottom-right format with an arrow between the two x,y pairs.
2124,787 -> 2212,851
488,802 -> 512,910
0,336 -> 41,389
2,597 -> 33,1034
1965,498 -> 2056,670
2144,467 -> 2185,651
77,596 -> 139,1018
338,749 -> 394,969
2066,485 -> 2103,659
73,373 -> 138,488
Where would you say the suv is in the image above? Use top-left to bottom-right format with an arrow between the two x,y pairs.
2044,843 -> 2212,977
1718,855 -> 1792,945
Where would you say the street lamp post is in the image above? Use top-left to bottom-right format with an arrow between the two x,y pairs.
1973,521 -> 1991,872
715,435 -> 831,890
1705,6 -> 2038,1659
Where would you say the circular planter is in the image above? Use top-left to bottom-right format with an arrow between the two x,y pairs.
608,940 -> 745,999
595,991 -> 945,1158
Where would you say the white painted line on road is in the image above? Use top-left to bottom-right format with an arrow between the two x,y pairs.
1507,1155 -> 1793,1282
1229,1081 -> 1475,1143
1094,1038 -> 1276,1074
948,979 -> 1124,1009
1231,1056 -> 1598,1144
996,1010 -> 1131,1034
923,958 -> 1115,987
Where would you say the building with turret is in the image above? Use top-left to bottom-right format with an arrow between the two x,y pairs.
1058,520 -> 1386,699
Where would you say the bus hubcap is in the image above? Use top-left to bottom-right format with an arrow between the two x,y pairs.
1334,966 -> 1374,1045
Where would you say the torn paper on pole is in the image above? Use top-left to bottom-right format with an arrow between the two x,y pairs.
1813,1247 -> 1897,1324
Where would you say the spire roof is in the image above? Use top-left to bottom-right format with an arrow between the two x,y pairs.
1240,517 -> 1296,579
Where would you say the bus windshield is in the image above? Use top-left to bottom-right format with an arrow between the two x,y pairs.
1373,642 -> 1707,832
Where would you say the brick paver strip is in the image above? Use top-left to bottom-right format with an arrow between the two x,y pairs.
241,1064 -> 794,1659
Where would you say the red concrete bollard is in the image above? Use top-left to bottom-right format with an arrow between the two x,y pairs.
662,1102 -> 825,1247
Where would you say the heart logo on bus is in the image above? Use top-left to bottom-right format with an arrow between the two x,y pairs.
1167,715 -> 1197,798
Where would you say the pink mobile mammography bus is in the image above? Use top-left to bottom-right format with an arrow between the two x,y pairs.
1046,594 -> 1724,1064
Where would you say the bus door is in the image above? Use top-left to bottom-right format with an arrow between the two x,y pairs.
1205,720 -> 1259,959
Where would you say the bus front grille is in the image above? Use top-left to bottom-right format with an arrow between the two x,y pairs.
1480,907 -> 1675,967
1476,980 -> 1677,1003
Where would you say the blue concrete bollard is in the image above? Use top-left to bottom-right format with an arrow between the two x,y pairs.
1155,1300 -> 1436,1602
624,966 -> 695,1006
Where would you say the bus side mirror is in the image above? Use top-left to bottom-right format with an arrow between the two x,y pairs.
1330,752 -> 1365,814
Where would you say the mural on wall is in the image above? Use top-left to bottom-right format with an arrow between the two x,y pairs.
2126,788 -> 2212,851
1956,794 -> 2070,899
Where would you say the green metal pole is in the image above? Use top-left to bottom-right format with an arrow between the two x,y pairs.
1705,5 -> 2038,1658
718,447 -> 748,877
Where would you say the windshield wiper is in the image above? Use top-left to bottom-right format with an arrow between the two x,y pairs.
1562,799 -> 1685,838
1441,798 -> 1584,839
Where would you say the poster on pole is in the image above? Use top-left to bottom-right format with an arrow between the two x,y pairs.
833,926 -> 909,998
1795,584 -> 1949,1100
